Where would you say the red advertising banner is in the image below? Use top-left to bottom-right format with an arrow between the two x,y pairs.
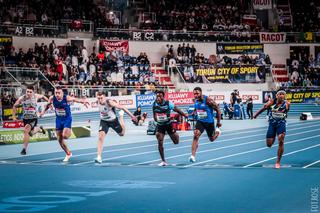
100,40 -> 129,52
259,32 -> 286,43
3,120 -> 24,128
165,92 -> 194,106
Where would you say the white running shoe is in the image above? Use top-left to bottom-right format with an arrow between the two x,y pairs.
63,152 -> 72,162
215,127 -> 221,136
94,156 -> 102,164
158,161 -> 168,166
119,110 -> 124,117
189,155 -> 196,163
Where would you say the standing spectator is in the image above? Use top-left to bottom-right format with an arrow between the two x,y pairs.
246,97 -> 253,119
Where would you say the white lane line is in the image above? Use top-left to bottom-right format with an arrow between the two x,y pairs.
23,121 -> 286,164
131,126 -> 320,166
3,119 -> 315,160
19,121 -> 320,164
244,143 -> 320,168
186,135 -> 320,168
303,160 -> 320,169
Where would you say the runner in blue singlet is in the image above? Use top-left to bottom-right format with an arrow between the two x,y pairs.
41,86 -> 89,162
253,90 -> 290,169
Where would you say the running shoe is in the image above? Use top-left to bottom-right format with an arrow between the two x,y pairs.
158,161 -> 168,166
20,148 -> 26,155
63,152 -> 72,162
94,156 -> 102,164
275,163 -> 281,169
189,155 -> 196,163
40,126 -> 46,134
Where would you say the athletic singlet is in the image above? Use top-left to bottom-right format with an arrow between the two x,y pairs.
99,100 -> 117,121
22,94 -> 38,119
152,100 -> 174,125
269,99 -> 288,122
194,95 -> 214,123
53,95 -> 71,118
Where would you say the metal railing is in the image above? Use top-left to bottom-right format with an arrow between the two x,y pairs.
0,23 -> 67,38
4,67 -> 55,91
95,28 -> 320,43
60,84 -> 170,97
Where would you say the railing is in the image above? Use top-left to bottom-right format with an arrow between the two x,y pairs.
0,23 -> 67,38
167,64 -> 188,91
4,67 -> 55,91
61,85 -> 170,97
277,86 -> 320,92
95,28 -> 320,43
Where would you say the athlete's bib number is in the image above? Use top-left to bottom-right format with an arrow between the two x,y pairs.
271,111 -> 286,119
196,110 -> 208,119
156,113 -> 169,122
25,109 -> 36,115
56,108 -> 66,116
100,112 -> 112,121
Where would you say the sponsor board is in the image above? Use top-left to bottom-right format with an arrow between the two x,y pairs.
165,92 -> 194,106
2,120 -> 24,128
136,93 -> 156,107
207,91 -> 262,104
0,126 -> 90,145
217,43 -> 264,54
99,40 -> 129,53
259,32 -> 286,43
195,65 -> 265,83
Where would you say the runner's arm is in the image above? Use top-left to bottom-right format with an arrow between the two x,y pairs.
41,96 -> 53,116
36,94 -> 49,102
207,97 -> 222,127
253,99 -> 274,119
12,97 -> 23,120
286,101 -> 291,112
108,99 -> 136,120
173,106 -> 188,118
67,95 -> 90,108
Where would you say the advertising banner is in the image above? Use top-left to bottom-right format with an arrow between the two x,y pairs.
259,32 -> 286,43
207,91 -> 262,104
286,91 -> 320,103
0,126 -> 90,145
136,93 -> 156,107
195,65 -> 266,83
216,43 -> 264,54
99,40 -> 129,52
262,91 -> 320,103
165,92 -> 194,106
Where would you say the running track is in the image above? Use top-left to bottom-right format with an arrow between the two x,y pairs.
0,116 -> 320,212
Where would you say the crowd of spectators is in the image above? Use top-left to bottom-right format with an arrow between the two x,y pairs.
282,50 -> 320,88
290,0 -> 320,32
1,40 -> 160,96
0,0 -> 320,34
163,43 -> 271,83
0,0 -> 121,29
143,0 -> 253,31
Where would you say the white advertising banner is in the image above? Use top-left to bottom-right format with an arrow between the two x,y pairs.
37,95 -> 136,118
259,32 -> 286,43
207,91 -> 262,104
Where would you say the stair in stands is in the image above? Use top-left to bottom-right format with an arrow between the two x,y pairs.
151,64 -> 176,90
